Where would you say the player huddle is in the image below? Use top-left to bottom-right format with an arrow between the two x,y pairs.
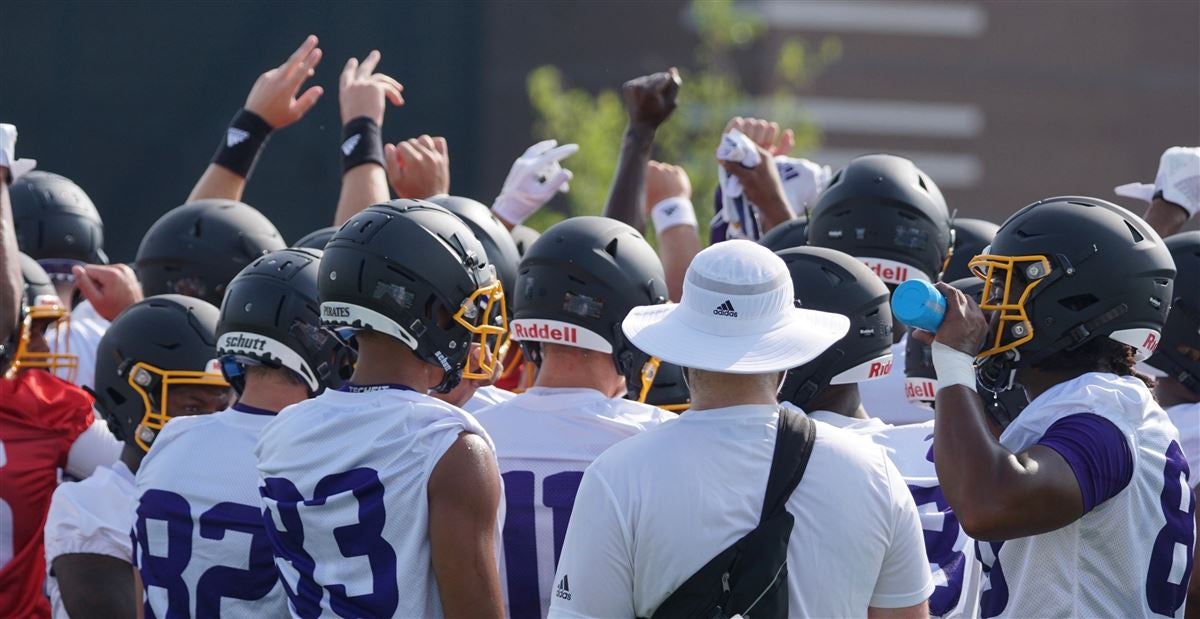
1,35 -> 1198,619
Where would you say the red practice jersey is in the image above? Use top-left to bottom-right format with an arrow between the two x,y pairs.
0,370 -> 95,618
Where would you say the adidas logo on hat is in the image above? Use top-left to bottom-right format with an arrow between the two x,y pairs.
712,300 -> 738,317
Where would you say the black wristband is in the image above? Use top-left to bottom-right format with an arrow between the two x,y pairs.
211,109 -> 273,178
341,116 -> 385,173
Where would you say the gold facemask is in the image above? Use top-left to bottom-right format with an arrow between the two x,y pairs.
968,253 -> 1052,359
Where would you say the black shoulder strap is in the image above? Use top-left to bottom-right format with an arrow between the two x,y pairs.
760,407 -> 817,523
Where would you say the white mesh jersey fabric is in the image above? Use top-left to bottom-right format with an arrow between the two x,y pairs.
255,387 -> 499,619
134,407 -> 289,618
473,387 -> 673,619
862,336 -> 937,425
43,462 -> 137,619
463,385 -> 518,414
851,418 -> 982,619
1165,402 -> 1199,490
979,373 -> 1194,618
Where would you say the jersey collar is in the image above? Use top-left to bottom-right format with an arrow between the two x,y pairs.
232,402 -> 279,416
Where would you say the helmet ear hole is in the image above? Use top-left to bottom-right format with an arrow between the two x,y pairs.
106,387 -> 127,406
1058,294 -> 1099,312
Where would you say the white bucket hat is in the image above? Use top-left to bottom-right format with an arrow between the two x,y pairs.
622,240 -> 850,374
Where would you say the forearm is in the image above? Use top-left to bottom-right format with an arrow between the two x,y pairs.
188,164 -> 247,202
334,165 -> 389,226
0,177 -> 21,347
658,225 -> 700,302
756,192 -> 797,233
602,123 -> 656,230
1144,197 -> 1189,238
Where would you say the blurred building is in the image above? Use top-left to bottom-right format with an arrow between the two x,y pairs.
2,1 -> 1196,260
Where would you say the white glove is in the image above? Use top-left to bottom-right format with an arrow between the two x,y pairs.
492,140 -> 579,226
0,124 -> 38,181
1114,146 -> 1200,216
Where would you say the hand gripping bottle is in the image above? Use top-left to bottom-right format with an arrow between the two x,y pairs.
891,279 -> 946,332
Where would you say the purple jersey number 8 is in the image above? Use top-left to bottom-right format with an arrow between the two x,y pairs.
1146,441 -> 1194,616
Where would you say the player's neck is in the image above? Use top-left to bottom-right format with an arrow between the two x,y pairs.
238,373 -> 308,413
803,384 -> 867,419
350,335 -> 440,393
1018,367 -> 1090,400
120,443 -> 146,474
533,345 -> 625,398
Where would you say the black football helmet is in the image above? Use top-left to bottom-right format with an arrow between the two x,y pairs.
11,171 -> 107,265
904,276 -> 1030,427
318,200 -> 506,393
807,154 -> 951,285
1146,231 -> 1200,395
510,224 -> 541,258
942,218 -> 999,282
136,199 -> 286,306
92,295 -> 228,451
217,248 -> 355,396
774,247 -> 894,409
292,226 -> 337,251
427,195 -> 522,310
514,216 -> 668,395
2,254 -> 76,380
758,217 -> 809,253
970,196 -> 1174,392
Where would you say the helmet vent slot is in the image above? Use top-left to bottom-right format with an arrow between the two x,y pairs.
191,218 -> 203,238
1124,221 -> 1145,244
567,274 -> 588,286
106,387 -> 127,405
917,175 -> 929,192
1058,293 -> 1099,312
605,238 -> 619,258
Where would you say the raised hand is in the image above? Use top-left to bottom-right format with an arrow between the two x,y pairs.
492,140 -> 578,227
244,35 -> 325,129
645,161 -> 692,212
724,116 -> 795,156
385,135 -> 450,199
339,50 -> 404,125
71,264 -> 143,322
622,68 -> 682,129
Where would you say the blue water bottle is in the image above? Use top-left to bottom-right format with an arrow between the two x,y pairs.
891,280 -> 947,332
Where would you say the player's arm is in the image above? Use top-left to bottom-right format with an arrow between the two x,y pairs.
869,603 -> 930,619
384,135 -> 449,200
428,432 -> 504,618
1144,196 -> 1190,238
332,51 -> 404,226
190,36 -> 324,202
53,554 -> 139,619
0,126 -> 23,351
65,419 -> 121,479
645,161 -> 699,302
923,283 -> 1090,541
602,68 -> 681,231
718,136 -> 795,235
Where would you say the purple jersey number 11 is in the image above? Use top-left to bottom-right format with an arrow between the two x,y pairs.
501,470 -> 584,619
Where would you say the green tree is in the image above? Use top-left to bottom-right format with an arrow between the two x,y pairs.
525,0 -> 840,234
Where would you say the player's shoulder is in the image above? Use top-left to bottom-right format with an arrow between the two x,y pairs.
1,370 -> 94,428
604,398 -> 676,427
810,417 -> 896,470
51,463 -> 135,513
142,410 -> 236,468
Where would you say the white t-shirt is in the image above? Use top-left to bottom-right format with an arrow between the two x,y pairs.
463,384 -> 518,413
548,404 -> 933,618
861,336 -> 934,425
810,410 -> 982,619
48,300 -> 110,391
43,461 -> 137,619
135,403 -> 288,618
474,387 -> 673,619
255,384 -> 500,619
979,372 -> 1194,618
1165,402 -> 1199,489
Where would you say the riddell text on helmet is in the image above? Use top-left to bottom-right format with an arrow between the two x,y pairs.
512,322 -> 579,344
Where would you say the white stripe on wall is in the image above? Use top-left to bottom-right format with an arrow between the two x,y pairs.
809,148 -> 983,188
752,1 -> 988,38
755,97 -> 984,138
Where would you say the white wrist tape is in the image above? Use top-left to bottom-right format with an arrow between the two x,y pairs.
650,197 -> 698,233
932,341 -> 977,393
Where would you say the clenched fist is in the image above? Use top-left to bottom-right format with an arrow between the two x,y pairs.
622,68 -> 682,129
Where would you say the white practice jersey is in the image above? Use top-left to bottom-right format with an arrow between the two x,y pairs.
810,411 -> 983,619
135,403 -> 288,618
256,384 -> 499,619
1166,402 -> 1199,490
978,372 -> 1195,618
548,404 -> 933,618
463,384 -> 517,413
860,336 -> 934,425
474,387 -> 674,619
48,300 -> 110,391
43,461 -> 137,619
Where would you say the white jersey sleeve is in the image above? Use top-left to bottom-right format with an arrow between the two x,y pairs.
980,372 -> 1195,618
474,387 -> 672,619
134,404 -> 288,618
872,452 -> 939,609
255,386 -> 500,619
48,300 -> 109,391
64,418 -> 120,479
44,462 -> 137,619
